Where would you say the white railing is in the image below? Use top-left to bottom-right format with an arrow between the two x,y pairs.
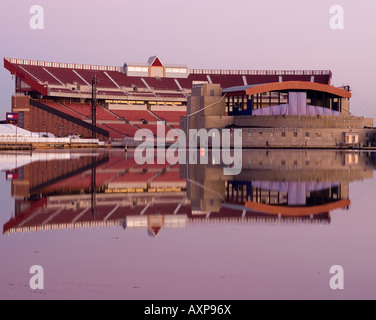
70,138 -> 99,144
5,57 -> 121,72
0,137 -> 99,144
189,69 -> 332,76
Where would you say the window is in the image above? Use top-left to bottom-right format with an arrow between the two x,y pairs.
270,132 -> 274,137
248,132 -> 252,137
294,132 -> 298,138
305,132 -> 310,138
281,132 -> 286,137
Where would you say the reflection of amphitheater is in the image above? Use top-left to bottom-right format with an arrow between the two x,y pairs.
3,150 -> 375,236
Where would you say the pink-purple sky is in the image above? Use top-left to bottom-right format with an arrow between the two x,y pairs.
0,0 -> 376,118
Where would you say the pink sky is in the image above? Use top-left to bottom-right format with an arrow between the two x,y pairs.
0,0 -> 375,119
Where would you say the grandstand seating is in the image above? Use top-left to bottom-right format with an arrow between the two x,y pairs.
74,70 -> 118,89
156,92 -> 186,99
143,77 -> 180,91
50,209 -> 79,224
106,71 -> 148,89
110,206 -> 144,219
176,205 -> 192,215
144,203 -> 180,215
97,125 -> 125,139
19,65 -> 62,85
22,208 -> 58,226
63,103 -> 120,121
153,170 -> 183,183
98,90 -> 126,96
110,109 -> 157,122
103,123 -> 140,137
46,101 -> 88,119
137,124 -> 174,137
111,172 -> 157,183
189,74 -> 211,83
175,78 -> 193,90
152,111 -> 185,123
44,67 -> 88,85
210,75 -> 244,88
100,158 -> 138,171
136,163 -> 169,171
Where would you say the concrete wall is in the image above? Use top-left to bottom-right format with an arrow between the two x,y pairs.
12,95 -> 108,140
234,115 -> 373,129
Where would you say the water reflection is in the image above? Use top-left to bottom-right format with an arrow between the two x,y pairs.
3,150 -> 376,236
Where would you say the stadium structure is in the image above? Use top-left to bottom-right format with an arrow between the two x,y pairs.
4,56 -> 342,144
5,149 -> 374,237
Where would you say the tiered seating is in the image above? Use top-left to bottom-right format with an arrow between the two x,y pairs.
44,67 -> 87,85
104,123 -> 140,137
95,172 -> 119,186
144,203 -> 180,215
175,78 -> 193,90
112,172 -> 156,183
63,103 -> 119,120
143,77 -> 180,91
22,208 -> 58,226
75,205 -> 118,222
189,74 -> 210,83
127,92 -> 156,98
49,170 -> 117,190
46,101 -> 88,119
156,92 -> 186,99
74,70 -> 117,89
136,163 -> 169,171
49,88 -> 74,94
97,125 -> 125,139
246,75 -> 280,86
153,171 -> 184,183
151,171 -> 186,188
282,74 -> 329,84
101,159 -> 137,171
50,209 -> 78,224
137,124 -> 173,137
20,65 -> 62,85
98,90 -> 125,97
177,205 -> 192,215
96,107 -> 120,121
152,111 -> 186,123
110,206 -> 144,219
111,110 -> 157,122
210,75 -> 244,88
106,71 -> 147,89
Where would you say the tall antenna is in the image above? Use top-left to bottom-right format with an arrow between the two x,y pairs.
91,76 -> 98,139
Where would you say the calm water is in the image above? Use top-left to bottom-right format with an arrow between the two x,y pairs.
0,149 -> 375,300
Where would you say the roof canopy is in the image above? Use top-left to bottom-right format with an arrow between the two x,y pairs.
224,81 -> 352,98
